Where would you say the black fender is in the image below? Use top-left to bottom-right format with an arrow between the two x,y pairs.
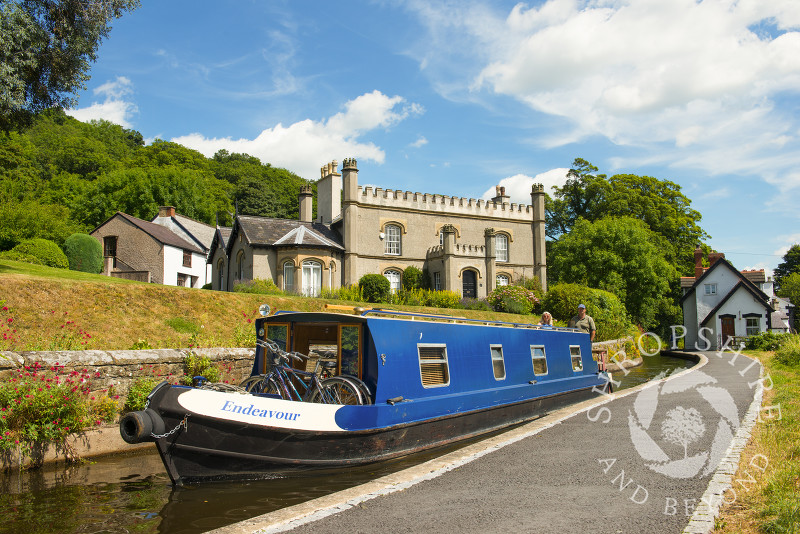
119,408 -> 166,443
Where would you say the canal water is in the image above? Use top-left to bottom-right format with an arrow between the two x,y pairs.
0,353 -> 689,534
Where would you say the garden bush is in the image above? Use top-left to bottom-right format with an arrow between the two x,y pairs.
774,335 -> 800,367
425,290 -> 462,309
0,250 -> 43,265
542,283 -> 631,341
122,377 -> 161,413
745,331 -> 793,352
62,233 -> 103,273
8,238 -> 69,268
486,285 -> 539,315
402,266 -> 424,290
233,278 -> 282,294
359,274 -> 390,303
180,353 -> 222,385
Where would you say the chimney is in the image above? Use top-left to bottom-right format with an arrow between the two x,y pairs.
317,160 -> 342,224
158,206 -> 176,218
299,186 -> 313,223
491,185 -> 510,204
694,245 -> 703,279
708,251 -> 725,266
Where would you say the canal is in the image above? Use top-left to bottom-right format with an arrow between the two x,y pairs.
0,353 -> 690,534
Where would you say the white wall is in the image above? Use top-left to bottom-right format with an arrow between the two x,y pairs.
164,246 -> 208,287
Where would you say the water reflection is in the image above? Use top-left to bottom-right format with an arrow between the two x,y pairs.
0,353 -> 689,534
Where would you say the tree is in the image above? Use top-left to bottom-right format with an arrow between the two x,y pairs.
775,244 -> 800,290
548,216 -> 678,331
546,158 -> 607,239
777,272 -> 800,307
1,0 -> 140,130
63,232 -> 102,273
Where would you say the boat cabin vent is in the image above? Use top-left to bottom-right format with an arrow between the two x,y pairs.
418,345 -> 450,387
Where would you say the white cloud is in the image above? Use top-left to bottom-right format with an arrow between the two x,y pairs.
172,91 -> 423,180
480,168 -> 570,204
67,76 -> 138,128
409,136 -> 428,148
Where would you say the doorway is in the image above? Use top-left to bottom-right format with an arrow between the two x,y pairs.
462,270 -> 476,298
720,316 -> 735,348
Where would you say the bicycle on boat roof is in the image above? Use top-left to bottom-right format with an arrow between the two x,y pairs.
240,339 -> 372,405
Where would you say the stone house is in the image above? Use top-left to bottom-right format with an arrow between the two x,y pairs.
680,247 -> 783,350
91,211 -> 208,287
209,158 -> 547,297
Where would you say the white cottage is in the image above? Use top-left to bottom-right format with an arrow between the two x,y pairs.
680,248 -> 775,350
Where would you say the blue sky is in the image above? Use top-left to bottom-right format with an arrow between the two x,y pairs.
68,0 -> 800,275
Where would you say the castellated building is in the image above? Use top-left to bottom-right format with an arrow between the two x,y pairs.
208,159 -> 547,298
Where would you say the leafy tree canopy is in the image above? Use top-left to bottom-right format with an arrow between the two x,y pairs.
547,158 -> 708,275
777,271 -> 800,307
548,216 -> 678,330
1,0 -> 140,131
775,244 -> 800,289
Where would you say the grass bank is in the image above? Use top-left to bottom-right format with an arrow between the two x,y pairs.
0,259 -> 542,351
716,348 -> 800,533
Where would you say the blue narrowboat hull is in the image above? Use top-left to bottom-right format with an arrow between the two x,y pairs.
123,311 -> 610,485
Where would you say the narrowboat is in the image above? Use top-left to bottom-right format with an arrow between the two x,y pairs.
120,307 -> 611,485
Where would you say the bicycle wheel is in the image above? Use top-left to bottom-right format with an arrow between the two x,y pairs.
308,376 -> 364,405
240,375 -> 269,393
339,374 -> 372,405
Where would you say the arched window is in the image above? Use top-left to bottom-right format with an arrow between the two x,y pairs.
302,260 -> 322,297
217,258 -> 224,290
385,224 -> 401,255
283,261 -> 294,293
236,250 -> 245,281
496,234 -> 508,262
496,274 -> 510,287
385,269 -> 402,294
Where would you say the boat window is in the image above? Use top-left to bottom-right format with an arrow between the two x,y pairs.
490,345 -> 506,380
339,325 -> 361,378
570,346 -> 583,372
266,324 -> 288,350
530,345 -> 548,375
418,344 -> 450,388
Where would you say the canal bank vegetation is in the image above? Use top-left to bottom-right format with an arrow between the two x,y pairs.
716,334 -> 800,534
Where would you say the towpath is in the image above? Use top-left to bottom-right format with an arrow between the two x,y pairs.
213,351 -> 766,534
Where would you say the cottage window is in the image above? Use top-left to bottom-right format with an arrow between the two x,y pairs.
302,260 -> 322,297
434,272 -> 441,291
704,283 -> 717,296
385,224 -> 401,255
103,236 -> 117,268
283,262 -> 294,293
217,259 -> 224,290
531,345 -> 548,375
490,345 -> 506,380
746,317 -> 760,336
384,269 -> 402,294
496,274 -> 509,287
496,234 -> 508,262
177,273 -> 187,287
182,250 -> 191,267
418,344 -> 449,387
236,250 -> 245,281
570,346 -> 583,372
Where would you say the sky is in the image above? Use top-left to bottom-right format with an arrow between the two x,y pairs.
67,0 -> 800,275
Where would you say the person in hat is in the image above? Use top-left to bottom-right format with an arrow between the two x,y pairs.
569,304 -> 596,341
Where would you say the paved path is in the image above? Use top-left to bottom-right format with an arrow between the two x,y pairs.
213,351 -> 764,534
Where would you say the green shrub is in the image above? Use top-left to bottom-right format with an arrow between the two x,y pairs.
543,283 -> 631,341
746,331 -> 793,352
233,278 -> 282,294
9,238 -> 69,269
0,250 -> 43,265
202,282 -> 212,290
402,266 -> 424,290
774,335 -> 800,367
180,353 -> 221,385
359,274 -> 391,303
320,284 -> 364,302
62,233 -> 103,273
425,290 -> 462,309
122,377 -> 161,413
487,285 -> 539,315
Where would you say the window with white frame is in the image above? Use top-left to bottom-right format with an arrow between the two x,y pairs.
283,261 -> 294,293
385,224 -> 401,255
418,344 -> 449,387
490,345 -> 506,380
570,346 -> 583,372
746,317 -> 760,336
531,345 -> 548,375
704,283 -> 717,295
434,272 -> 441,291
385,269 -> 402,294
496,274 -> 509,287
302,260 -> 322,297
496,234 -> 508,262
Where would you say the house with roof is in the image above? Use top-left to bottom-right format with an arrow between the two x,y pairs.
680,247 -> 783,350
208,158 -> 548,297
150,206 -> 216,285
91,211 -> 209,287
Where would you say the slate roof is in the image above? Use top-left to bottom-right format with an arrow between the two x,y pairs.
229,215 -> 344,253
151,213 -> 217,253
109,212 -> 204,254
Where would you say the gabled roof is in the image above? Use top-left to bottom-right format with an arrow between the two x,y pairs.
151,213 -> 216,252
95,212 -> 204,254
226,215 -> 344,255
207,226 -> 232,264
699,280 -> 772,326
680,257 -> 768,304
741,269 -> 767,284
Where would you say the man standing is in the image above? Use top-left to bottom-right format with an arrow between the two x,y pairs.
569,304 -> 596,341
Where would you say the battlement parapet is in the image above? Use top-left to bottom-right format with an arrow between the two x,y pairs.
357,186 -> 534,220
426,243 -> 486,258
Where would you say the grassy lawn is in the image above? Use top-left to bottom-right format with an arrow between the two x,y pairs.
715,349 -> 800,533
0,259 -> 540,351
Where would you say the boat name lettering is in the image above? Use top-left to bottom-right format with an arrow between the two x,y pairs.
221,400 -> 301,421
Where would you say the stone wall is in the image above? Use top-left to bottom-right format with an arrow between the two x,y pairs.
0,347 -> 255,396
